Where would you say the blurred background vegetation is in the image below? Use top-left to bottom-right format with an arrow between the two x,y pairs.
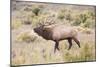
11,1 -> 96,65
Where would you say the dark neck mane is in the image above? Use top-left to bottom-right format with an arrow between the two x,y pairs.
42,30 -> 52,40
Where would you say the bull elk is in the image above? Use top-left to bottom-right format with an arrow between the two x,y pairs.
33,18 -> 80,53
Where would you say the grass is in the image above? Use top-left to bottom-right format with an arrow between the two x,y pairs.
12,19 -> 22,29
12,32 -> 95,65
16,32 -> 37,43
62,41 -> 95,62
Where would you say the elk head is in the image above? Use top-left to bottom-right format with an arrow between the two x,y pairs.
33,17 -> 56,39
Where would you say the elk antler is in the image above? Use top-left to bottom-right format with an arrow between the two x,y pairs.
44,16 -> 56,26
37,16 -> 56,27
37,19 -> 45,26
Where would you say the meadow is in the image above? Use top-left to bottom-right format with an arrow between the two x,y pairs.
11,1 -> 96,65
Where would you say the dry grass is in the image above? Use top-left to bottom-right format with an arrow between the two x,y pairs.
12,19 -> 22,29
16,32 -> 36,43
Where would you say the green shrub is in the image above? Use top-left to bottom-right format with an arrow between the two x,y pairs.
57,12 -> 65,20
79,14 -> 87,23
83,19 -> 95,28
72,12 -> 95,28
72,13 -> 88,26
72,19 -> 81,26
65,13 -> 72,21
57,9 -> 72,21
32,7 -> 41,16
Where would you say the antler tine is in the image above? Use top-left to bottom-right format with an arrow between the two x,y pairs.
48,18 -> 56,25
41,16 -> 56,26
45,16 -> 52,25
43,17 -> 48,26
38,19 -> 44,26
38,18 -> 46,26
38,20 -> 42,26
43,17 -> 47,25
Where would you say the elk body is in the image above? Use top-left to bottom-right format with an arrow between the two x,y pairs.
34,19 -> 80,53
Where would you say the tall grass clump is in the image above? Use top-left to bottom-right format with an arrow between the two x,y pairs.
79,43 -> 95,61
16,32 -> 37,43
62,41 -> 95,62
12,19 -> 22,29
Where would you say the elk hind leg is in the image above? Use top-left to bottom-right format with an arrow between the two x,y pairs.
73,37 -> 80,48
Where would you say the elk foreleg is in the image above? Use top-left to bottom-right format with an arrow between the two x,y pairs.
54,41 -> 60,53
67,38 -> 73,50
